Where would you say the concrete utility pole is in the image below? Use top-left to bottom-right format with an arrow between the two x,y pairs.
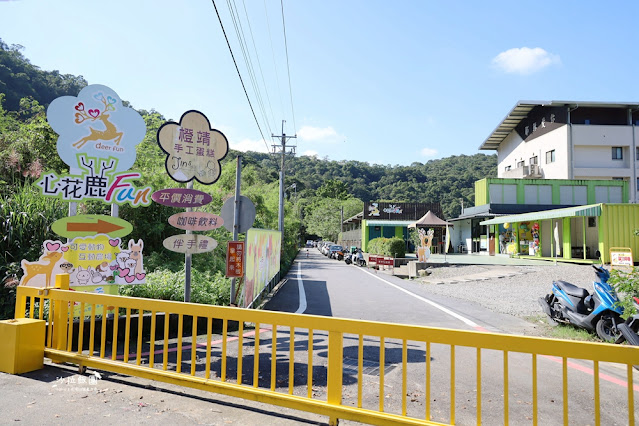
272,120 -> 296,235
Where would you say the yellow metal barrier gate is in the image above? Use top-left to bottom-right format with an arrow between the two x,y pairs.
15,275 -> 639,425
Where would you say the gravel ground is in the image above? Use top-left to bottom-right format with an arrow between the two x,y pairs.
414,262 -> 604,319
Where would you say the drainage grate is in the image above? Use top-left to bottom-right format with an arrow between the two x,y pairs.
342,357 -> 396,376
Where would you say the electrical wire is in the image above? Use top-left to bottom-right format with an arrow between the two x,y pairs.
211,0 -> 270,153
227,0 -> 273,138
280,0 -> 297,136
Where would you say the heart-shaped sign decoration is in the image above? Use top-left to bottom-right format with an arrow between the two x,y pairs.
118,267 -> 130,277
109,239 -> 120,247
93,92 -> 104,101
46,242 -> 61,251
74,113 -> 86,124
75,102 -> 85,111
61,246 -> 69,252
135,273 -> 146,281
88,109 -> 100,118
124,275 -> 135,283
107,96 -> 116,105
110,265 -> 117,271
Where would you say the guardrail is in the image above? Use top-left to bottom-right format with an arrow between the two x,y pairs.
15,274 -> 639,425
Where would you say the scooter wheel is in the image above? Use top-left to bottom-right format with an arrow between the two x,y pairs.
596,315 -> 621,342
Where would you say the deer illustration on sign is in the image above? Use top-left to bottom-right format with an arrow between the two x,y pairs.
20,249 -> 64,287
73,93 -> 123,149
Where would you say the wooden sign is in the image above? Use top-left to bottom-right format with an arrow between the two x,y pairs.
152,188 -> 212,208
157,110 -> 229,184
52,215 -> 133,238
163,234 -> 218,254
226,241 -> 245,278
168,212 -> 224,231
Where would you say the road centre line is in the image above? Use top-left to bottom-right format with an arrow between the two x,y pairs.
295,261 -> 307,314
360,267 -> 482,329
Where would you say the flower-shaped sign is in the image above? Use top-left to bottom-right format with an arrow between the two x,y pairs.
157,110 -> 229,184
47,84 -> 146,172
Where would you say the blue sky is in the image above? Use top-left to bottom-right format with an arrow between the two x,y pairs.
2,0 -> 639,166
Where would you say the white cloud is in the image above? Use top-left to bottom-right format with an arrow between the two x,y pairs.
229,138 -> 270,153
421,148 -> 438,157
302,150 -> 319,157
297,125 -> 342,143
492,47 -> 560,75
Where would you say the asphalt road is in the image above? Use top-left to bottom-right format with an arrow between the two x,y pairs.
263,249 -> 639,425
265,248 -> 538,334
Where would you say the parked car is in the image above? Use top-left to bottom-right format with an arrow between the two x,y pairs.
321,242 -> 334,256
328,245 -> 343,259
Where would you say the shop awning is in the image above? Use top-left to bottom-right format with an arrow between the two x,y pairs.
365,220 -> 416,227
480,204 -> 602,225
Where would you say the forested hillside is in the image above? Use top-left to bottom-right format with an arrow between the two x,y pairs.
230,151 -> 496,219
0,40 -> 87,112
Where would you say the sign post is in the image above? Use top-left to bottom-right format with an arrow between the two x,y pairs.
156,110 -> 229,302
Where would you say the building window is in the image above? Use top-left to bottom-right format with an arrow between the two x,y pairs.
504,166 -> 511,171
530,156 -> 538,165
612,147 -> 623,160
517,160 -> 524,168
612,177 -> 624,181
545,150 -> 555,164
588,217 -> 596,227
636,147 -> 639,160
637,177 -> 639,191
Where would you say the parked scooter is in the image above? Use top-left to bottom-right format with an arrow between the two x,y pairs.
353,249 -> 366,267
538,265 -> 623,341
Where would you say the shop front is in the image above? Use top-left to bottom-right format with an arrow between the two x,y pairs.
481,203 -> 639,264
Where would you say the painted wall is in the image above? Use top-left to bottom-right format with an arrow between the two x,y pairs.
599,204 -> 639,263
243,229 -> 281,308
474,178 -> 627,206
497,126 -> 569,179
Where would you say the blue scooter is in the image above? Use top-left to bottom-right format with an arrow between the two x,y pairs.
538,265 -> 623,341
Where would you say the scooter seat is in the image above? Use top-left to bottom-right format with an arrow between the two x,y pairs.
556,280 -> 589,298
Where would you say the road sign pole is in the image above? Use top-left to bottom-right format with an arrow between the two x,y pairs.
230,156 -> 242,305
184,181 -> 194,302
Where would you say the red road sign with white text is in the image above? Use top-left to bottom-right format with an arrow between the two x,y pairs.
226,241 -> 245,278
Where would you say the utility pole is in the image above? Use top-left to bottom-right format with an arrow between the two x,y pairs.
272,120 -> 296,235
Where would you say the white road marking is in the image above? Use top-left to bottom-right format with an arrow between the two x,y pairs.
295,261 -> 307,314
361,267 -> 480,328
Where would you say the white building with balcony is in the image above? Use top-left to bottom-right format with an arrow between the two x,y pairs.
479,101 -> 639,202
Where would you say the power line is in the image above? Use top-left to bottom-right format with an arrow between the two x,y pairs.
280,0 -> 297,135
241,0 -> 277,129
226,0 -> 273,138
211,0 -> 270,153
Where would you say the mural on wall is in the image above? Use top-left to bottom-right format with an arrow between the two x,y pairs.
19,236 -> 146,288
243,229 -> 281,308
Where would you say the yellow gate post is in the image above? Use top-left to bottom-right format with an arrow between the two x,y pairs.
53,274 -> 70,351
327,330 -> 343,426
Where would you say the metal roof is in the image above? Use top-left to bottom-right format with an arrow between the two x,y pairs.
480,204 -> 602,226
479,100 -> 639,151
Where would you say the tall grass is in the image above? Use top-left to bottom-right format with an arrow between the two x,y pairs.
0,181 -> 66,319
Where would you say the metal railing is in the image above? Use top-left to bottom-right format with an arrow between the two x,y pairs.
15,274 -> 639,425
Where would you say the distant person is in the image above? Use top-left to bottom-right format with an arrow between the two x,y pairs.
499,232 -> 506,253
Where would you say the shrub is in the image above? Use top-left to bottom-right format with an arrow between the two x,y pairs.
608,267 -> 639,318
367,237 -> 406,258
119,268 -> 231,306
